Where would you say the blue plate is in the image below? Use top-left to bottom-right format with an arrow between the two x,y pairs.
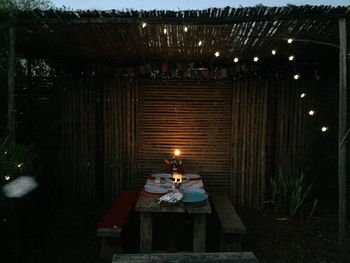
182,191 -> 208,207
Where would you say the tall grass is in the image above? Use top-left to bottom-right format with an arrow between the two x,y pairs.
271,167 -> 317,217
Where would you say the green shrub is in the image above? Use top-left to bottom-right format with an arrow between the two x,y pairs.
271,167 -> 317,217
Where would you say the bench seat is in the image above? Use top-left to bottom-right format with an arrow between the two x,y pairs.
112,252 -> 259,263
212,195 -> 246,251
96,190 -> 138,258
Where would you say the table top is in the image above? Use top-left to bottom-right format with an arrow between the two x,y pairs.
135,195 -> 211,214
136,174 -> 211,214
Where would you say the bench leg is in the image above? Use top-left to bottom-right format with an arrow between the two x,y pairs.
100,237 -> 122,259
193,214 -> 206,252
220,233 -> 242,252
140,212 -> 152,253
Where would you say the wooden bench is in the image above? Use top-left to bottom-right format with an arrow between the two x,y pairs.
96,190 -> 138,258
112,252 -> 259,262
211,196 -> 247,252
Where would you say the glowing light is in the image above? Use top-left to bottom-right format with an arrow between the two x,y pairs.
253,56 -> 259,62
300,93 -> 306,98
308,110 -> 315,116
174,149 -> 181,156
293,74 -> 300,80
198,40 -> 202,46
5,175 -> 10,181
214,51 -> 220,57
288,55 -> 295,61
163,28 -> 167,34
141,22 -> 147,28
184,26 -> 188,32
271,50 -> 277,55
233,57 -> 239,63
287,38 -> 293,44
321,126 -> 329,132
17,163 -> 23,168
4,151 -> 7,155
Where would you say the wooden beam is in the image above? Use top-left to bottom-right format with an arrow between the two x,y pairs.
338,17 -> 348,263
16,13 -> 349,26
7,25 -> 15,136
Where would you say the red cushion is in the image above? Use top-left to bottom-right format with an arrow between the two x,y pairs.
97,190 -> 139,229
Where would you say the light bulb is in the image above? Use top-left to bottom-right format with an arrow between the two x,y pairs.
294,74 -> 300,80
321,126 -> 329,132
184,26 -> 188,32
233,57 -> 239,63
5,175 -> 10,181
287,38 -> 293,44
253,56 -> 259,62
214,51 -> 220,57
308,110 -> 315,116
163,28 -> 167,34
300,93 -> 306,98
174,149 -> 181,156
288,55 -> 294,61
141,22 -> 147,28
198,40 -> 202,46
271,50 -> 277,55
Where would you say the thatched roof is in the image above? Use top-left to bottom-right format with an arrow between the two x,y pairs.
1,5 -> 349,65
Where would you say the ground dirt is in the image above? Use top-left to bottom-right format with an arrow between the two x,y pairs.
1,197 -> 337,263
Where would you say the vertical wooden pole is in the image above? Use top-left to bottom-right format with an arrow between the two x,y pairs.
7,25 -> 16,136
140,212 -> 152,253
338,18 -> 348,263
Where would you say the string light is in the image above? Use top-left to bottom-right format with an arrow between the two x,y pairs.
233,57 -> 239,63
287,38 -> 293,44
198,40 -> 202,46
293,74 -> 300,80
253,56 -> 259,62
214,51 -> 220,57
271,50 -> 277,55
163,28 -> 167,34
300,93 -> 306,98
5,175 -> 10,181
141,22 -> 147,28
288,55 -> 295,61
308,110 -> 315,116
184,26 -> 188,32
321,126 -> 329,132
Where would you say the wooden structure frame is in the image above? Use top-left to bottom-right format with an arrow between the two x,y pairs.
0,5 -> 348,260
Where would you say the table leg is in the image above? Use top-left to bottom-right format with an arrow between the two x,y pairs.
193,214 -> 206,252
140,212 -> 152,253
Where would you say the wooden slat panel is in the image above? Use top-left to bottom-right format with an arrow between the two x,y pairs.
137,80 -> 232,195
60,77 -> 96,202
229,79 -> 268,208
102,77 -> 138,202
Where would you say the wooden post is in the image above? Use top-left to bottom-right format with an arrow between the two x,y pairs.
193,214 -> 206,252
140,212 -> 152,253
7,25 -> 16,136
338,18 -> 348,263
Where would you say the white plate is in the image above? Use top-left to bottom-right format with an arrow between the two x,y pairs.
144,185 -> 169,194
150,173 -> 171,179
183,174 -> 201,179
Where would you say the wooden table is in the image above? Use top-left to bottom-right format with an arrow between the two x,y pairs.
113,252 -> 259,263
135,194 -> 211,253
